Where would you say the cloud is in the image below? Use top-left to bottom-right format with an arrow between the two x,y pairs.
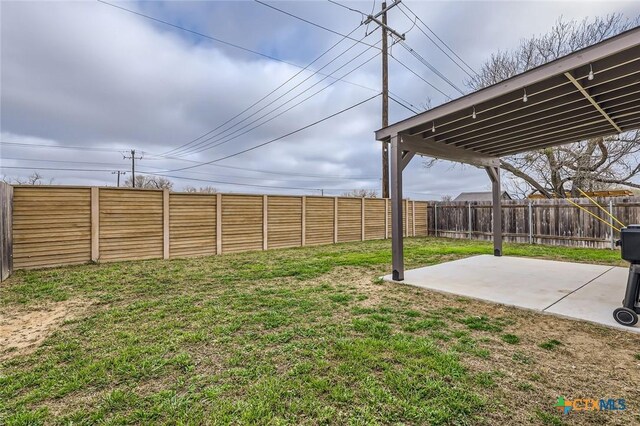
1,0 -> 638,198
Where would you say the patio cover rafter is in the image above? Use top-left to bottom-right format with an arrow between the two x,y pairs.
564,72 -> 622,132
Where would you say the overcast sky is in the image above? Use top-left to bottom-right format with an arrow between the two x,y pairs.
1,0 -> 639,199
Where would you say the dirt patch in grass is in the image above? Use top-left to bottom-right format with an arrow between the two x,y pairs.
0,298 -> 93,360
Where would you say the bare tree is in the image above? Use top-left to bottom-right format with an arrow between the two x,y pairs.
466,14 -> 640,198
341,189 -> 378,198
124,174 -> 174,190
441,195 -> 452,202
184,185 -> 217,193
2,172 -> 53,185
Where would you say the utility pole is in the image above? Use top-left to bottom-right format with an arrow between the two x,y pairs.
381,2 -> 389,199
123,149 -> 143,188
111,171 -> 126,187
364,1 -> 404,199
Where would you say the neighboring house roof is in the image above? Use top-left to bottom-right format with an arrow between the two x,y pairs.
453,191 -> 512,202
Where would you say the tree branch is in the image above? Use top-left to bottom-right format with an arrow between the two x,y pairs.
500,159 -> 551,198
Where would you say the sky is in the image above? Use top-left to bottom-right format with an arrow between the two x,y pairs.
1,0 -> 639,199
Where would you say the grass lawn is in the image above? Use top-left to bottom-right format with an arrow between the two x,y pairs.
1,237 -> 639,425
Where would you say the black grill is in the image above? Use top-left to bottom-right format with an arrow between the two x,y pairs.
620,225 -> 640,264
614,225 -> 640,326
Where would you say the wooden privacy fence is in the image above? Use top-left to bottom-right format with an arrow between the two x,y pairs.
12,186 -> 428,270
428,197 -> 640,249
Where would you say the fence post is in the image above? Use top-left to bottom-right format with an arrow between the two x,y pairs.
91,187 -> 100,262
360,198 -> 365,241
0,183 -> 13,282
412,200 -> 416,236
163,189 -> 170,259
609,199 -> 615,250
426,202 -> 429,237
334,197 -> 338,244
434,203 -> 438,237
216,193 -> 222,255
528,201 -> 533,244
405,199 -> 409,237
263,195 -> 268,251
301,196 -> 306,246
384,198 -> 389,239
467,202 -> 472,239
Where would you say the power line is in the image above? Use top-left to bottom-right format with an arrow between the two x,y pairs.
388,52 -> 451,100
144,171 -> 378,193
164,94 -> 380,173
257,0 -> 406,200
2,144 -> 380,181
396,3 -> 476,80
96,0 -> 381,96
0,165 -> 354,193
1,166 -> 119,173
325,0 -> 465,102
0,141 -> 121,152
172,34 -> 380,157
398,40 -> 465,96
144,153 -> 379,180
2,163 -> 421,196
144,171 -> 325,192
174,46 -> 381,157
327,0 -> 366,18
0,156 -> 129,168
163,24 -> 367,157
3,155 -> 381,185
254,0 -> 380,50
98,0 -> 415,156
400,2 -> 477,77
388,94 -> 422,114
388,95 -> 420,114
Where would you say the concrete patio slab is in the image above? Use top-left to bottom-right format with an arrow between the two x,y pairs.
383,255 -> 638,333
545,266 -> 632,332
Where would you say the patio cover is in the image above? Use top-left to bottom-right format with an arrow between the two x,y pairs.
375,27 -> 640,280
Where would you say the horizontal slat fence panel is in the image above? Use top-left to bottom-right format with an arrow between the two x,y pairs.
268,196 -> 302,249
99,189 -> 163,261
222,195 -> 263,253
169,193 -> 216,258
337,198 -> 361,243
21,184 -> 630,270
305,197 -> 334,246
364,199 -> 386,240
415,202 -> 428,236
13,187 -> 91,268
387,202 -> 407,236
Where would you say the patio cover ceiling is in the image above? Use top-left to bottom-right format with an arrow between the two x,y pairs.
375,26 -> 640,165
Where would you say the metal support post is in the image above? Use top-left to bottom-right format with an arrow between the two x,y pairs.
390,135 -> 404,280
485,166 -> 503,256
